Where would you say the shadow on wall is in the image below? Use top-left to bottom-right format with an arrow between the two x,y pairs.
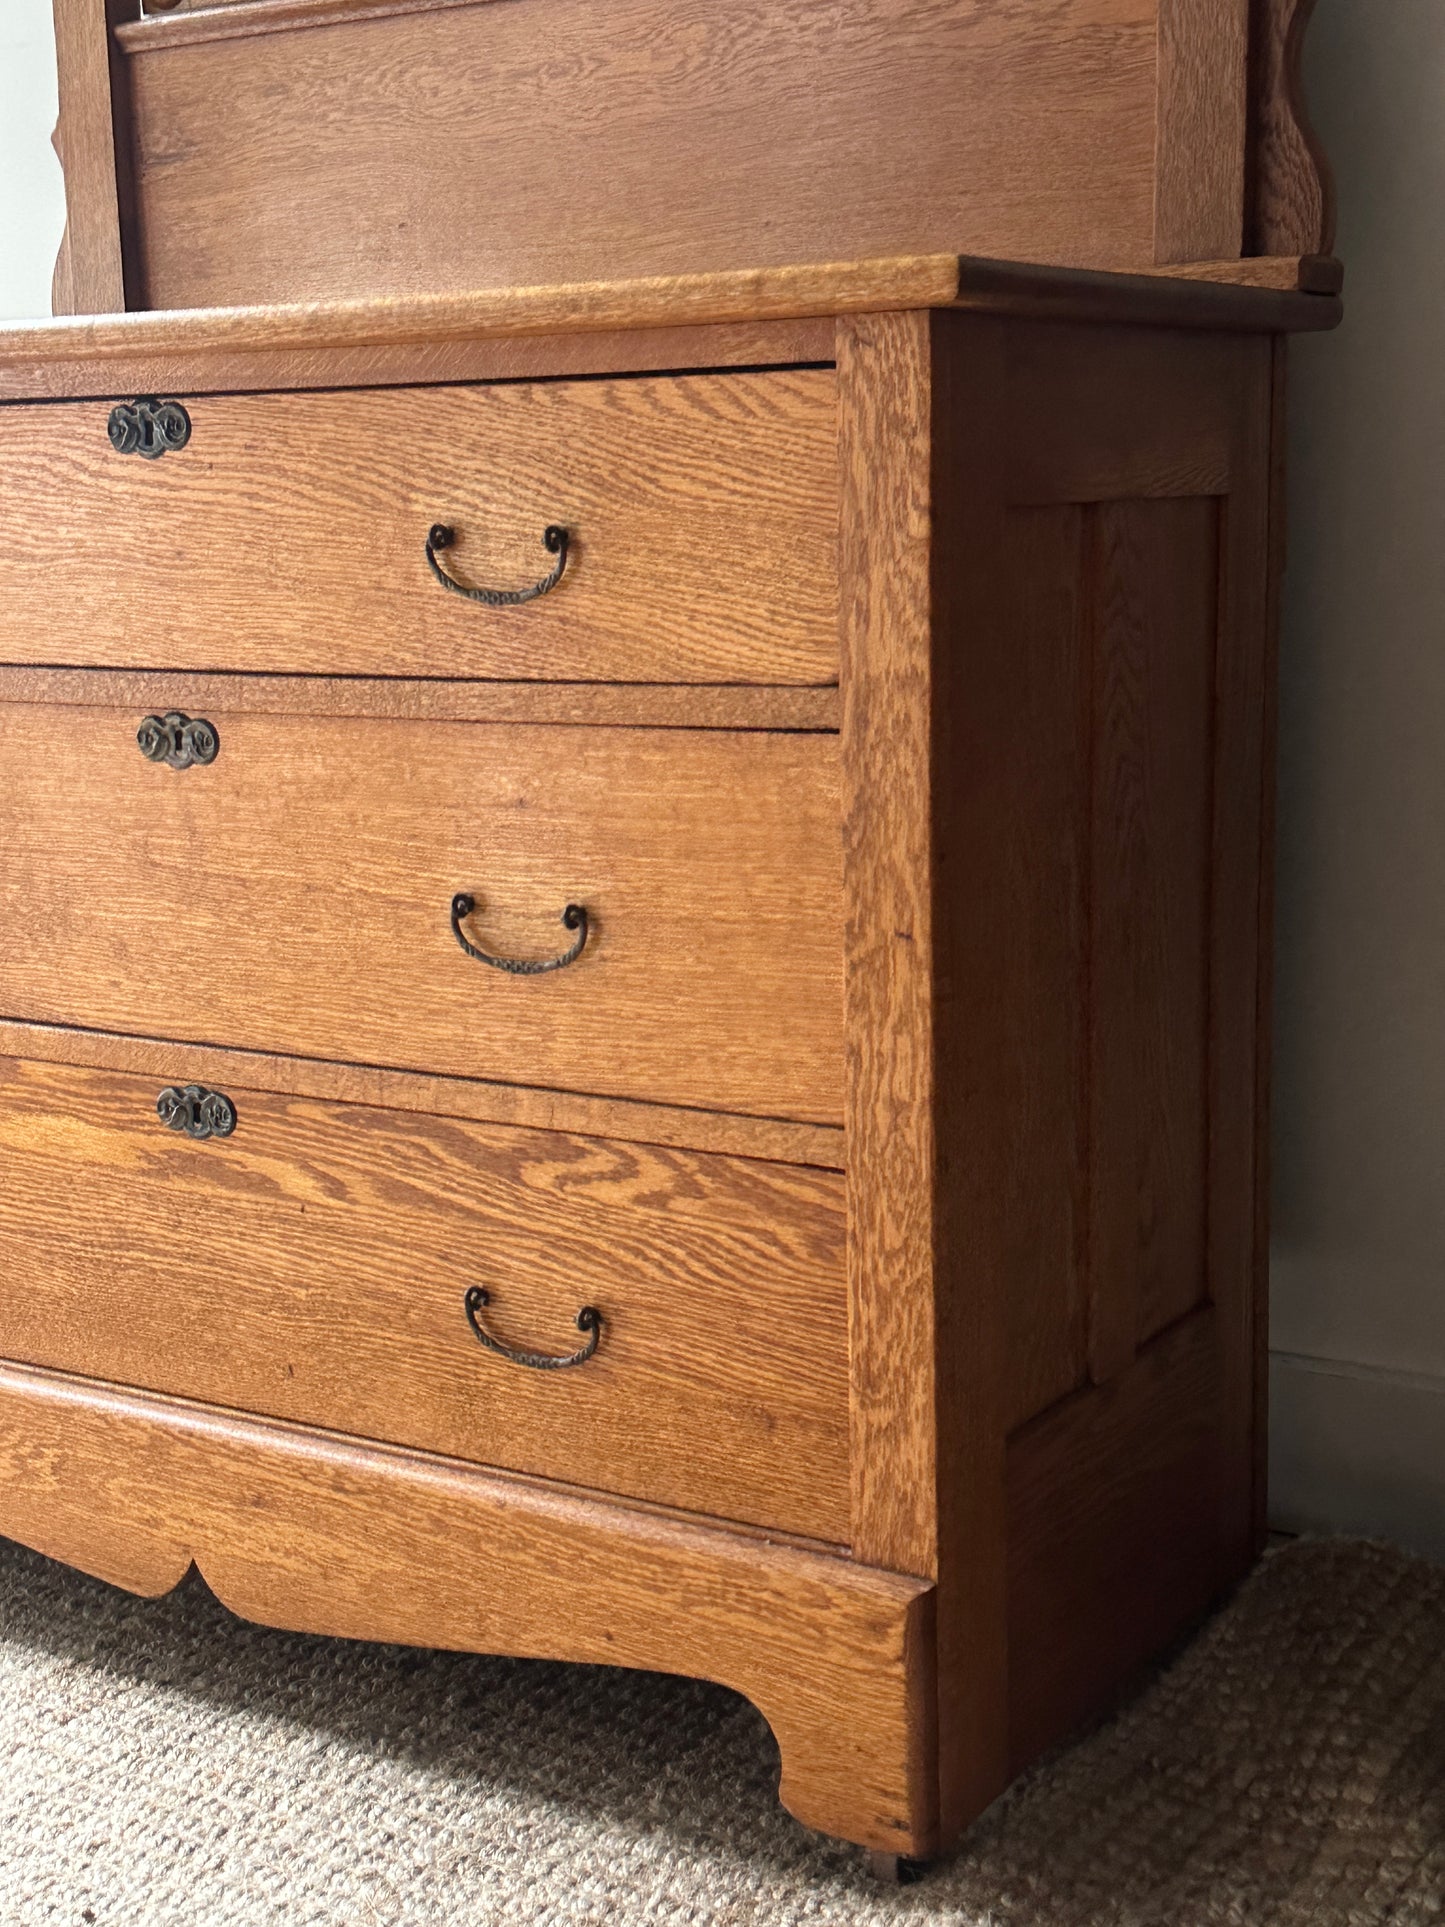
1271,0 -> 1445,1562
0,0 -> 67,323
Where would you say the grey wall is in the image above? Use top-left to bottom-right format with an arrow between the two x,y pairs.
0,0 -> 1438,1553
0,0 -> 66,322
1270,0 -> 1445,1560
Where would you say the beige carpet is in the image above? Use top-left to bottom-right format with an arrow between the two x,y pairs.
0,1536 -> 1440,1925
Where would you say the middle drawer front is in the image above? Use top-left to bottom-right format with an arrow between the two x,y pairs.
0,1056 -> 851,1540
0,706 -> 843,1124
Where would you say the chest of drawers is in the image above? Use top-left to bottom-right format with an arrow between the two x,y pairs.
0,254 -> 1339,1864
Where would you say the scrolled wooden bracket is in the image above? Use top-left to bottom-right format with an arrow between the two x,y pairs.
49,0 -> 135,316
1248,0 -> 1337,260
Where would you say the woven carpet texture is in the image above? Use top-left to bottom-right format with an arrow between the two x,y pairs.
0,1535 -> 1440,1924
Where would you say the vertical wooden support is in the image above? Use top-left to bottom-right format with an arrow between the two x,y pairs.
838,310 -> 938,1584
837,309 -> 1010,1850
964,317 -> 1274,1771
1250,337 -> 1290,1556
50,0 -> 134,315
1154,0 -> 1250,263
1247,0 -> 1336,259
840,314 -> 1277,1838
1207,335 -> 1275,1573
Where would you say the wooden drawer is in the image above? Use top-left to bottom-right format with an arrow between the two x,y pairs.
0,1056 -> 849,1539
0,372 -> 837,684
0,705 -> 843,1124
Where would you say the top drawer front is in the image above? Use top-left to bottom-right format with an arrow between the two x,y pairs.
0,372 -> 838,683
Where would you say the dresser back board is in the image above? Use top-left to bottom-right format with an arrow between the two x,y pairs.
51,0 -> 1334,316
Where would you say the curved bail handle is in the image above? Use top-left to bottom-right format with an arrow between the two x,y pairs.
450,894 -> 589,975
426,522 -> 569,606
463,1286 -> 603,1371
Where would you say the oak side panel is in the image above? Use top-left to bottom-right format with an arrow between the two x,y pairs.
952,324 -> 1275,1450
0,1056 -> 850,1540
120,0 -> 1162,310
1087,497 -> 1217,1381
918,317 -> 1273,1810
1006,1307 -> 1229,1768
0,1362 -> 937,1855
1154,0 -> 1249,263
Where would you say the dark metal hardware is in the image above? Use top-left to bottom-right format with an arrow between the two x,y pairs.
463,1286 -> 603,1371
137,711 -> 219,769
108,397 -> 192,459
157,1084 -> 236,1140
450,894 -> 589,975
425,522 -> 570,606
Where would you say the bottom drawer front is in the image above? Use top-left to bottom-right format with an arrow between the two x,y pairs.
0,1056 -> 849,1541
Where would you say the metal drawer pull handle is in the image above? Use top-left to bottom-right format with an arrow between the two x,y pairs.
425,522 -> 569,606
157,1084 -> 236,1140
464,1287 -> 603,1371
450,893 -> 589,975
137,711 -> 219,769
108,396 -> 191,460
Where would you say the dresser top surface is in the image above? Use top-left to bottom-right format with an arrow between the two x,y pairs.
0,253 -> 1342,401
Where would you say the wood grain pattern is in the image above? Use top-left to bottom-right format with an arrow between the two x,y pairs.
838,310 -> 1013,1843
0,257 -> 961,381
0,1017 -> 845,1170
0,1360 -> 938,1854
894,315 -> 1273,1833
49,0 -> 131,316
1248,0 -> 1336,258
1006,1306 -> 1231,1768
0,669 -> 840,735
0,1056 -> 848,1538
1153,0 -> 1249,263
0,710 -> 845,1124
117,0 -> 1162,309
932,322 -> 1272,1438
0,373 -> 838,684
838,311 -> 938,1584
1137,252 -> 1341,293
0,317 -> 837,407
21,1 -> 1333,1860
0,257 -> 1342,407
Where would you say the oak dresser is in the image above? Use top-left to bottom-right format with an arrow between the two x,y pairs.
3,0 -> 1342,1873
